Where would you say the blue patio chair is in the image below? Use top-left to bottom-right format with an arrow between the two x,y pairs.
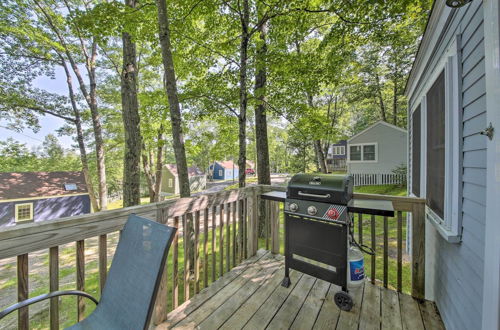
0,214 -> 177,329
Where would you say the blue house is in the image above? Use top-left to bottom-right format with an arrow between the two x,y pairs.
326,140 -> 347,172
0,171 -> 91,227
209,161 -> 239,180
406,1 -> 500,329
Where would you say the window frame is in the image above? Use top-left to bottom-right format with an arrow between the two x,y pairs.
415,34 -> 462,242
15,203 -> 34,223
347,142 -> 378,163
168,178 -> 173,188
218,170 -> 223,177
332,146 -> 345,156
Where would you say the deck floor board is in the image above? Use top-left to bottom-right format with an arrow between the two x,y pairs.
156,251 -> 445,330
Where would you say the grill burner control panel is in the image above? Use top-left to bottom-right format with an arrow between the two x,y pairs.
285,199 -> 350,224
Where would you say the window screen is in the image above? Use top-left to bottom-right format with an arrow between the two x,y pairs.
350,146 -> 361,160
412,106 -> 421,197
363,145 -> 376,161
426,71 -> 445,219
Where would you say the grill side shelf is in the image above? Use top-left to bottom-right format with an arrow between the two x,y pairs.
347,199 -> 394,217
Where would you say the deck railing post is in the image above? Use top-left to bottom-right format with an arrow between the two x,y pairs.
153,206 -> 169,325
411,202 -> 426,300
270,201 -> 281,254
246,188 -> 259,258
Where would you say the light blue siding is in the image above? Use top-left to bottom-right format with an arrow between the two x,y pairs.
409,1 -> 487,329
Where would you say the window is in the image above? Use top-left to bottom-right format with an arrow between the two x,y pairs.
426,71 -> 446,219
15,203 -> 33,222
412,105 -> 421,197
218,170 -> 223,177
168,178 -> 173,188
332,146 -> 345,155
363,145 -> 376,161
349,146 -> 362,161
348,143 -> 377,162
418,35 -> 462,242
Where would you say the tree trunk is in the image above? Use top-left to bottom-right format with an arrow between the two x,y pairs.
153,128 -> 164,202
237,0 -> 250,188
314,140 -> 327,173
375,72 -> 387,122
141,145 -> 156,202
254,6 -> 271,238
121,0 -> 142,207
59,56 -> 100,211
155,0 -> 190,197
392,80 -> 398,126
254,11 -> 271,186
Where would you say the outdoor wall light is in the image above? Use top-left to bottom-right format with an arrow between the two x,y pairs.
446,0 -> 473,8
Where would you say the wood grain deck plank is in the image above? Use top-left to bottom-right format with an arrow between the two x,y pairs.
157,250 -> 269,329
419,300 -> 445,330
311,284 -> 340,330
290,279 -> 330,330
398,293 -> 425,330
198,259 -> 282,329
336,283 -> 364,330
359,282 -> 381,330
219,265 -> 293,330
242,271 -> 305,330
381,287 -> 402,330
171,253 -> 277,329
264,274 -> 317,329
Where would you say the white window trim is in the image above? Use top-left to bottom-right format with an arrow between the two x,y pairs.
332,146 -> 345,156
15,203 -> 34,222
419,35 -> 462,243
347,142 -> 378,163
168,178 -> 173,188
218,170 -> 223,177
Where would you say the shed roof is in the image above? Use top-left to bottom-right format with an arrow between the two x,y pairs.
165,164 -> 204,176
0,171 -> 88,201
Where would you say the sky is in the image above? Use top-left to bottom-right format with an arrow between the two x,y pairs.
0,66 -> 76,150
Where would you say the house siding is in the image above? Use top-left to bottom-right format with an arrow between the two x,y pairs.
0,195 -> 91,227
347,123 -> 407,175
409,2 -> 486,329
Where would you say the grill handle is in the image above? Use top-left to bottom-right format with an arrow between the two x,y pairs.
297,191 -> 331,199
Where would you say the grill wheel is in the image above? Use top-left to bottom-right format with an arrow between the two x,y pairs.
334,291 -> 353,311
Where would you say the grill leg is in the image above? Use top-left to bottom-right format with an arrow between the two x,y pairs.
281,266 -> 291,288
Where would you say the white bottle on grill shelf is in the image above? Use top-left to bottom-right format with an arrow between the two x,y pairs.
348,245 -> 365,287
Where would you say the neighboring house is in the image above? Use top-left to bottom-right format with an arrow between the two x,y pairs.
161,164 -> 206,195
405,1 -> 500,329
326,140 -> 347,172
346,121 -> 407,185
0,171 -> 91,227
209,161 -> 239,180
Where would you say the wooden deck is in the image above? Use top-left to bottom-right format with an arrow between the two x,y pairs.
156,251 -> 444,330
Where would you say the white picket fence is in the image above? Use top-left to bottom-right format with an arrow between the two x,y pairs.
351,173 -> 406,187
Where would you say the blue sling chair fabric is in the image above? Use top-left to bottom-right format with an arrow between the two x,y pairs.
0,214 -> 176,330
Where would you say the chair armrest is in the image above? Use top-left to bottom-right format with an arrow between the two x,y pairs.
0,290 -> 98,320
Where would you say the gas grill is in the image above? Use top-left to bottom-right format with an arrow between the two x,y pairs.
262,173 -> 394,311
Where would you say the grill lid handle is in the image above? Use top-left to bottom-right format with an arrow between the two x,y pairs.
298,191 -> 331,199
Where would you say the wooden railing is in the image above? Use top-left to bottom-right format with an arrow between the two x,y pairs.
0,184 -> 425,329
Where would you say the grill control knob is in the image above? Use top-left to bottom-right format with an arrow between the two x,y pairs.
289,203 -> 299,212
307,206 -> 317,216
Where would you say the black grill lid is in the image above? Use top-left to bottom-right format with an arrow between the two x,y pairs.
287,174 -> 353,204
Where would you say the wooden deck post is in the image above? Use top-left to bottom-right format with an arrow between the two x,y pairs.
153,206 -> 169,325
247,190 -> 259,257
270,201 -> 280,254
17,254 -> 29,330
411,203 -> 426,300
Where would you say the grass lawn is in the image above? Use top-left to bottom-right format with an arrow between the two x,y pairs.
224,177 -> 259,190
